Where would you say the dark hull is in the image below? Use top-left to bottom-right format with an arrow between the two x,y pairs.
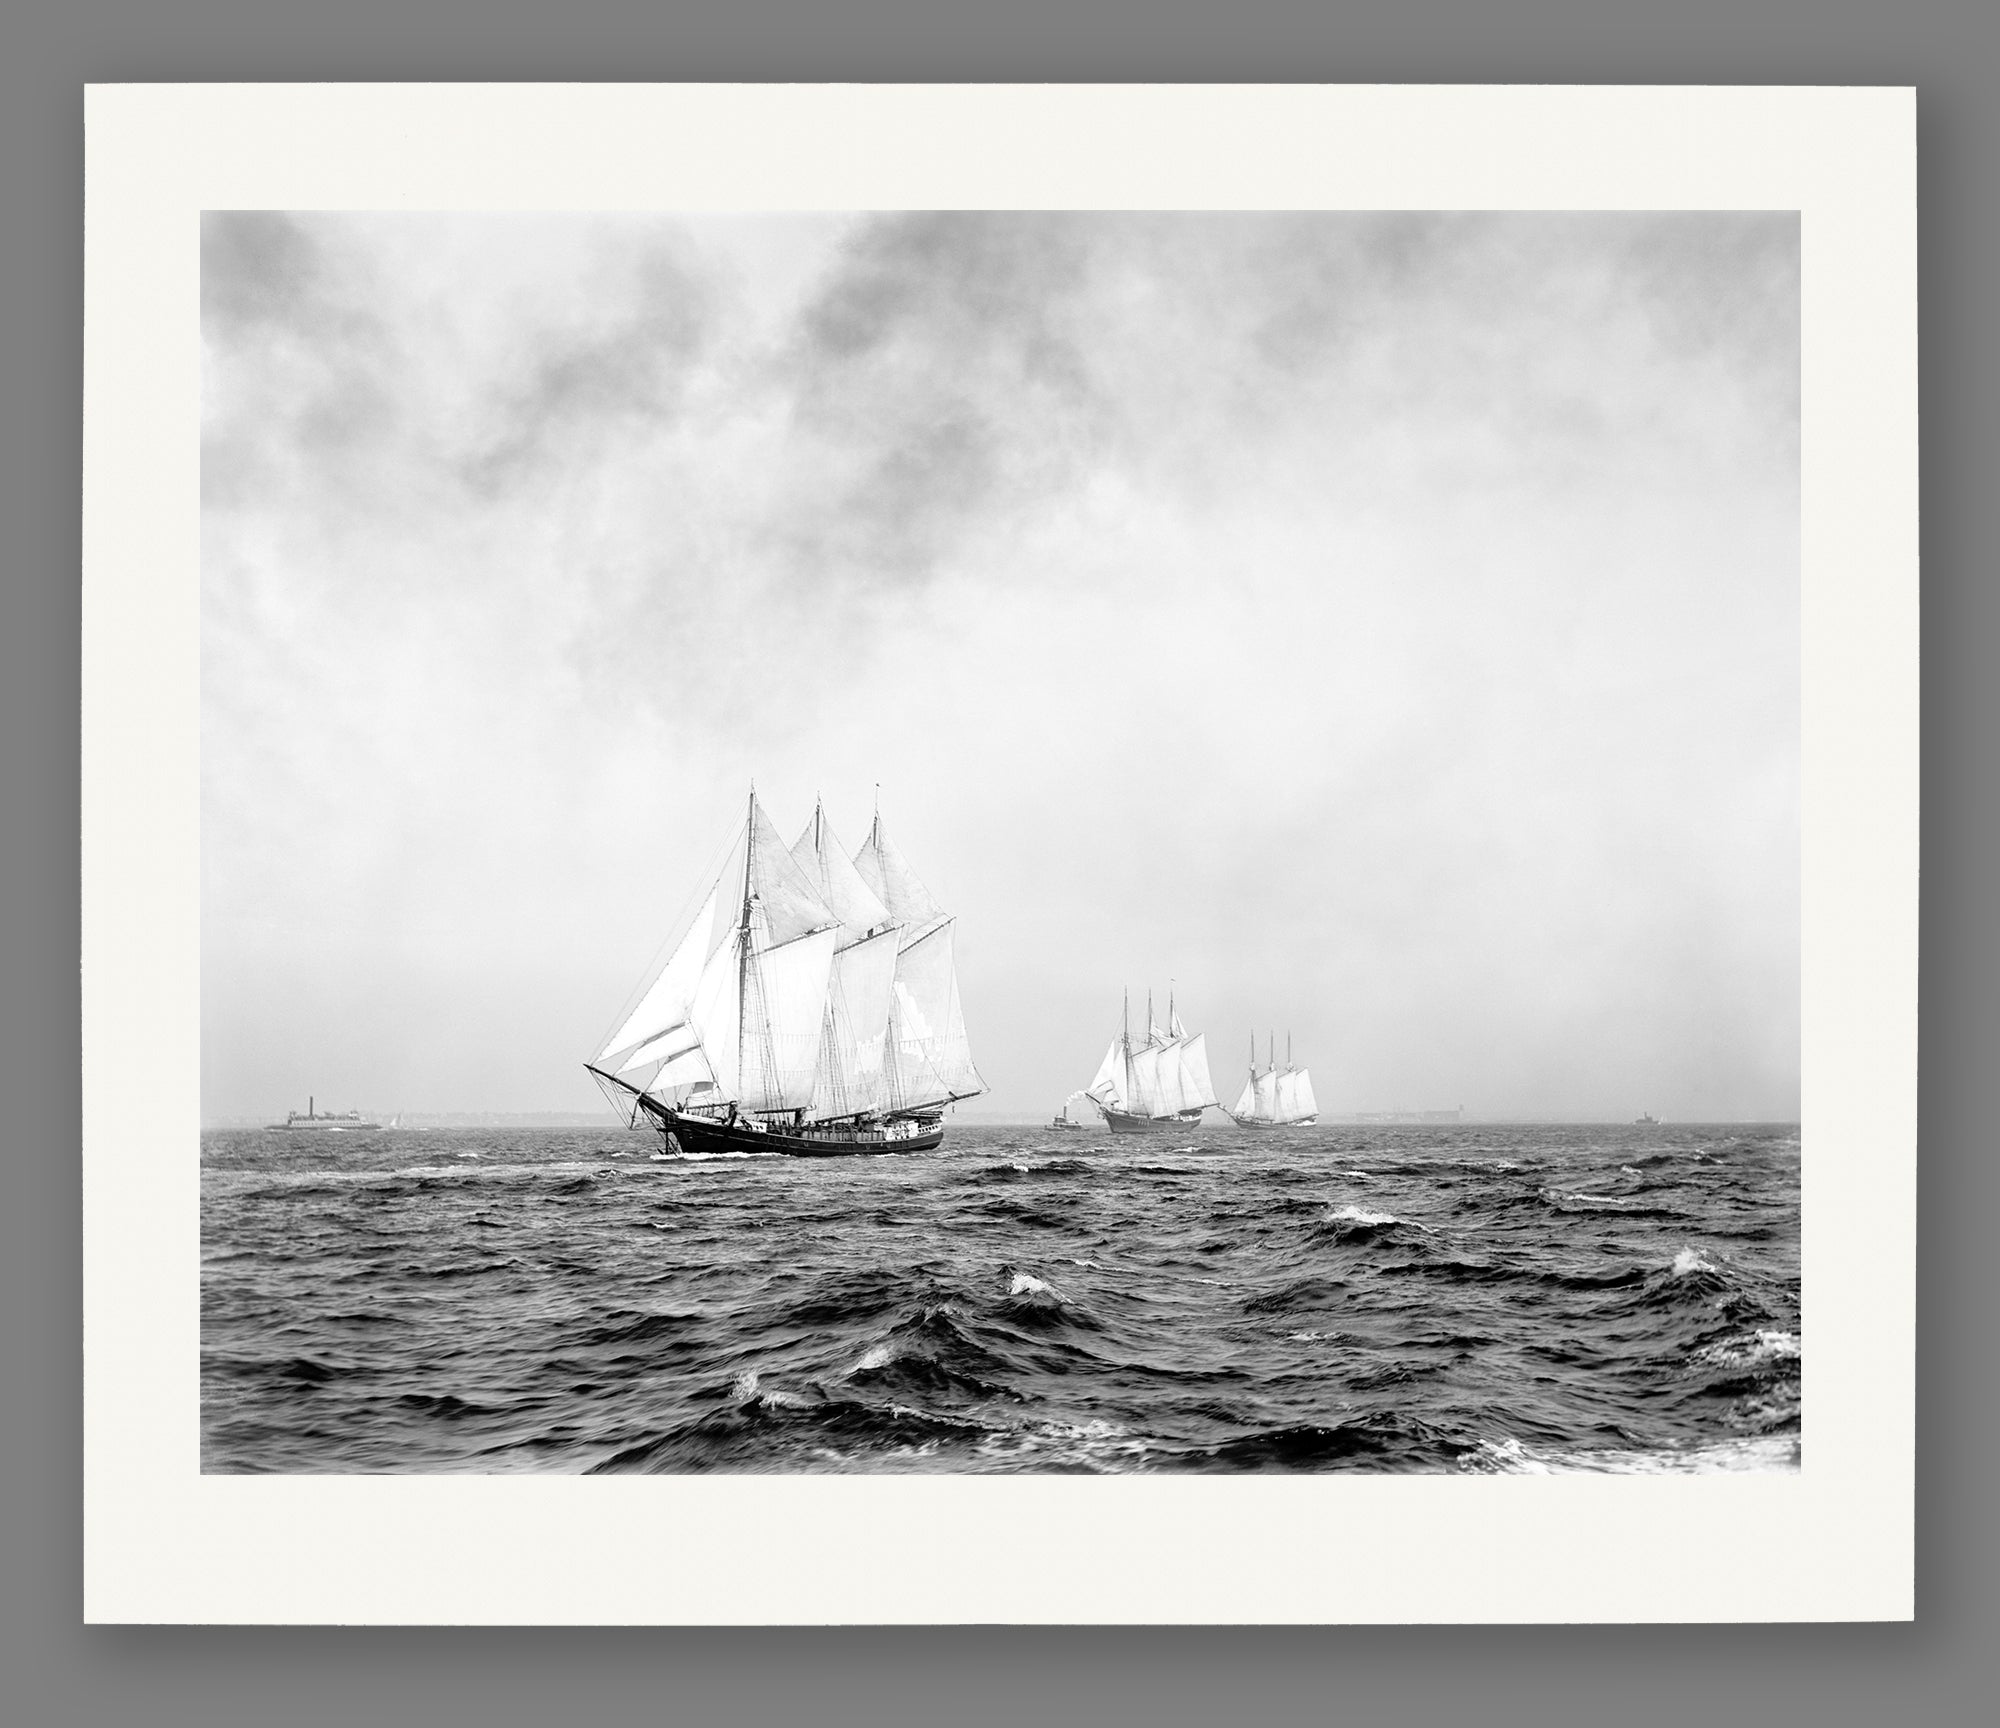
1100,1109 -> 1207,1135
643,1100 -> 944,1158
268,1118 -> 379,1130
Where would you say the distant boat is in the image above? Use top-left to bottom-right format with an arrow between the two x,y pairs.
268,1095 -> 378,1130
585,787 -> 986,1157
1048,1093 -> 1089,1131
1634,1111 -> 1661,1126
1227,1031 -> 1319,1128
1081,988 -> 1217,1134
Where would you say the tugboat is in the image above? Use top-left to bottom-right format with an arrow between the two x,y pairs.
1048,1094 -> 1088,1131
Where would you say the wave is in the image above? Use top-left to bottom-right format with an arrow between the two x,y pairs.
1462,1433 -> 1800,1474
203,1121 -> 1802,1475
205,1352 -> 369,1387
576,1309 -> 708,1349
395,1391 -> 502,1421
1178,1413 -> 1469,1472
1541,1188 -> 1689,1218
1306,1205 -> 1402,1246
587,1374 -> 1024,1474
1242,1276 -> 1349,1315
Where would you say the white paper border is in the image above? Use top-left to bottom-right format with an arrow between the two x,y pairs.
83,83 -> 1915,1623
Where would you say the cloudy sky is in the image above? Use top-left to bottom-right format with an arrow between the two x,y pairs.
201,211 -> 1798,1122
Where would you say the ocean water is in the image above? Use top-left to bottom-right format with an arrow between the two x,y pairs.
201,1121 -> 1801,1474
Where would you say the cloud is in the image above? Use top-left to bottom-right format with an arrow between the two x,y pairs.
200,212 -> 1799,1120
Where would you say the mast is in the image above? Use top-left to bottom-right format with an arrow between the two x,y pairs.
1123,988 -> 1132,1105
738,784 -> 756,1103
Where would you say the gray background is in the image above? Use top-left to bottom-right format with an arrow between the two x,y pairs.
3,2 -> 1991,1724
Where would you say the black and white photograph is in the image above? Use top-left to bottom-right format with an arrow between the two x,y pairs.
195,206 -> 1803,1479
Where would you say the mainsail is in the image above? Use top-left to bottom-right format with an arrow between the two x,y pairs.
791,802 -> 899,1122
853,809 -> 986,1116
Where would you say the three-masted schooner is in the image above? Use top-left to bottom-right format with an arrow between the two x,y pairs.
1226,1032 -> 1319,1128
1081,989 -> 1219,1133
585,789 -> 985,1156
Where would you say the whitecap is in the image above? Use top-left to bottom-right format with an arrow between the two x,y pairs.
848,1343 -> 894,1375
1463,1433 -> 1798,1475
1331,1204 -> 1399,1227
1547,1188 -> 1640,1210
730,1369 -> 759,1401
1693,1329 -> 1801,1368
1009,1271 -> 1053,1297
1672,1247 -> 1718,1277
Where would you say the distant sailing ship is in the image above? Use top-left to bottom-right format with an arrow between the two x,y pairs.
586,788 -> 986,1157
267,1096 -> 378,1130
1227,1032 -> 1319,1128
1081,989 -> 1218,1133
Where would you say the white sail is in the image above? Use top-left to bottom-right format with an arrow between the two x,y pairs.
1124,1041 -> 1166,1116
742,796 -> 839,947
853,813 -> 948,945
1273,1069 -> 1300,1122
793,804 -> 898,1120
807,926 -> 899,1120
739,923 -> 840,1112
855,811 -> 984,1113
1176,1033 -> 1218,1110
683,925 -> 744,1103
883,919 -> 984,1111
1086,1039 -> 1129,1110
601,887 -> 718,1067
1253,1068 -> 1280,1119
791,806 -> 891,947
605,792 -> 844,1113
1231,1075 -> 1258,1118
1281,1068 -> 1319,1122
